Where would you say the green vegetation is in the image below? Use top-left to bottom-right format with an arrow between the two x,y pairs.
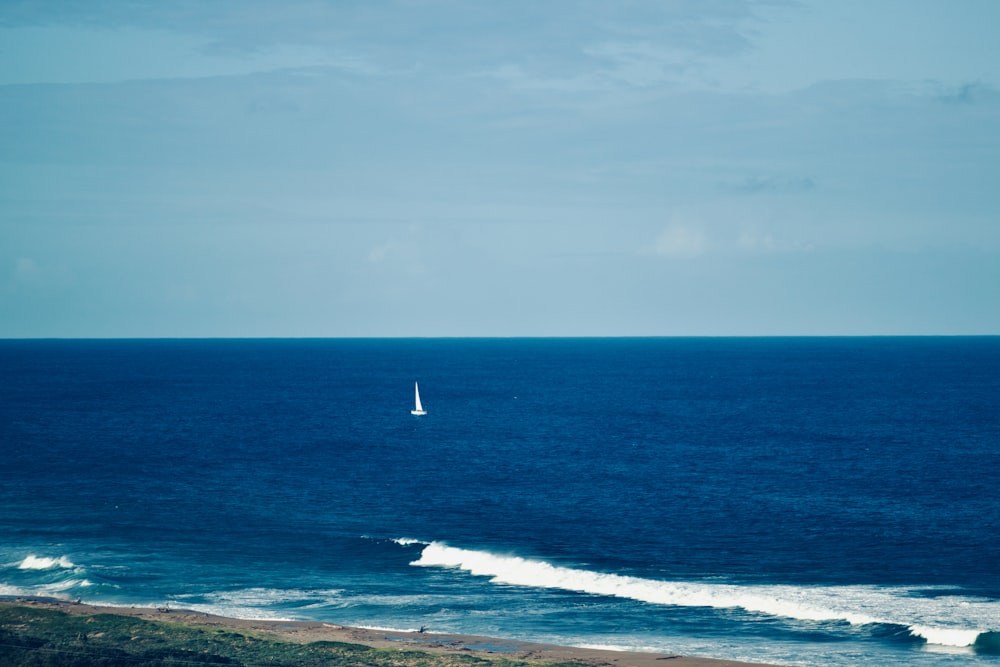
0,605 -> 584,667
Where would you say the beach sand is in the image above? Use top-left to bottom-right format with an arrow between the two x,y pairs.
4,598 -> 783,667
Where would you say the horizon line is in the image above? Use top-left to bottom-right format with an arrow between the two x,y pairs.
2,334 -> 998,341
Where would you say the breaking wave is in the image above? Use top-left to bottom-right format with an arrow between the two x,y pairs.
17,555 -> 76,570
1,554 -> 95,599
404,540 -> 997,649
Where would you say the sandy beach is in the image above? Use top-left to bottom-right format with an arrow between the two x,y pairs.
5,597 -> 783,667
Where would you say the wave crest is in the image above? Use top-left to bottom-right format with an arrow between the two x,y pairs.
407,541 -> 996,648
17,555 -> 76,570
907,625 -> 981,647
391,538 -> 426,546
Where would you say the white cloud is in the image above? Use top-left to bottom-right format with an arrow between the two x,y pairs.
14,257 -> 40,280
649,225 -> 707,259
367,240 -> 393,264
366,228 -> 427,276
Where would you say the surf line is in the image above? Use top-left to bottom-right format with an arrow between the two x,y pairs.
397,539 -> 994,648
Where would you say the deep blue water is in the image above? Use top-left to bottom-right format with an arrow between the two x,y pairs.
1,338 -> 998,666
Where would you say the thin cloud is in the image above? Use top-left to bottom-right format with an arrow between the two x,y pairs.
937,81 -> 994,105
647,225 -> 707,259
366,228 -> 429,278
719,175 -> 817,195
15,257 -> 39,280
478,63 -> 605,94
585,42 -> 690,88
2,1 -> 774,91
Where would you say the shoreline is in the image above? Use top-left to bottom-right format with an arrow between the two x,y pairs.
2,597 -> 784,667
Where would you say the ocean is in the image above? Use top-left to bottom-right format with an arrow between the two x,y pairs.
1,338 -> 998,666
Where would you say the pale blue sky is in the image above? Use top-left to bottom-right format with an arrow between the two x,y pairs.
2,1 -> 998,336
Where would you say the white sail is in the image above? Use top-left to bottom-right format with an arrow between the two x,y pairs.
411,382 -> 427,415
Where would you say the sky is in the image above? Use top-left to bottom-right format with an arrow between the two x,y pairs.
1,0 -> 998,337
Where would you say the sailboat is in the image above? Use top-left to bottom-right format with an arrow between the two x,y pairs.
411,382 -> 427,416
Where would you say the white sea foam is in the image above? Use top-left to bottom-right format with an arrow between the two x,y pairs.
0,579 -> 91,598
356,624 -> 429,633
40,578 -> 93,592
17,555 -> 76,570
183,604 -> 295,621
407,541 -> 997,648
82,599 -> 292,622
200,587 -> 344,606
162,587 -> 348,620
578,642 -> 664,654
